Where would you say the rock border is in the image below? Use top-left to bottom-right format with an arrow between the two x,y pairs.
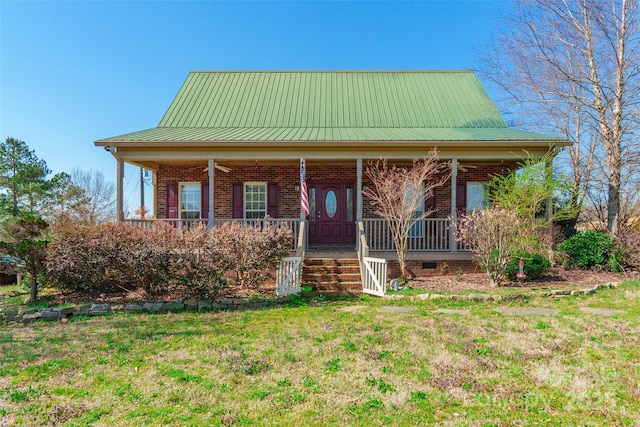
383,282 -> 622,302
0,282 -> 623,326
0,296 -> 293,326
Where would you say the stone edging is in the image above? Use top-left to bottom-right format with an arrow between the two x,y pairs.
0,282 -> 622,326
383,282 -> 621,302
0,296 -> 293,326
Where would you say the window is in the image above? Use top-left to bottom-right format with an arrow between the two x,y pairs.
403,182 -> 424,238
466,182 -> 487,211
244,182 -> 267,219
179,183 -> 201,220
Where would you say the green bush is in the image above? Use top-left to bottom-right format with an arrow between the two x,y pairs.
505,253 -> 551,281
556,230 -> 625,272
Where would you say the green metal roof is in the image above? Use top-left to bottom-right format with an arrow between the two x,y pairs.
97,71 -> 564,144
99,126 -> 559,143
158,71 -> 505,129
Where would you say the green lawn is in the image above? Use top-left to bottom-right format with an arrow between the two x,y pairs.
1,282 -> 639,426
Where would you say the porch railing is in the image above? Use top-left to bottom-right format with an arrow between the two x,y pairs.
276,220 -> 306,296
357,221 -> 388,296
362,218 -> 467,252
125,218 -> 300,249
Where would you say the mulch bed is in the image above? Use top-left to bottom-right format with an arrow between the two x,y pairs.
409,267 -> 632,293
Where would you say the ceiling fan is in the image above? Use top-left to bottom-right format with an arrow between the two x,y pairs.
203,163 -> 231,173
457,164 -> 477,173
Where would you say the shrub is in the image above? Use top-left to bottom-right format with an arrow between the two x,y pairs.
212,221 -> 292,289
47,221 -> 291,297
47,222 -> 227,297
617,224 -> 640,269
47,222 -> 178,293
456,207 -> 532,287
556,230 -> 625,272
172,222 -> 226,299
505,253 -> 551,281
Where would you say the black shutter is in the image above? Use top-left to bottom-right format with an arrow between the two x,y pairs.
167,182 -> 178,219
232,183 -> 243,219
201,183 -> 209,221
267,183 -> 278,218
456,182 -> 466,215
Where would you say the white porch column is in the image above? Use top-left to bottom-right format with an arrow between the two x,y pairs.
116,155 -> 124,222
208,159 -> 215,229
356,158 -> 363,222
151,171 -> 157,219
450,158 -> 458,253
545,157 -> 553,222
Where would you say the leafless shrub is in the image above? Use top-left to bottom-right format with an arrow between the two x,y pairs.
364,152 -> 450,278
212,221 -> 292,289
457,208 -> 531,286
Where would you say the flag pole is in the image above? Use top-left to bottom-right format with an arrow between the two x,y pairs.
300,158 -> 309,221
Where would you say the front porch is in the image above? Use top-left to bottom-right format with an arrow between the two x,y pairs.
124,214 -> 472,297
117,157 -> 487,296
118,157 -> 495,255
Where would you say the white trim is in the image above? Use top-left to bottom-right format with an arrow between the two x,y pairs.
110,146 -> 557,162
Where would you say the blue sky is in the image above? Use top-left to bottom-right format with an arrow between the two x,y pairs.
1,0 -> 508,215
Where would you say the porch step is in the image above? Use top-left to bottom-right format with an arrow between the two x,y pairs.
302,258 -> 362,292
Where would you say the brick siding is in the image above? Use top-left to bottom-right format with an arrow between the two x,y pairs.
155,161 -> 515,220
387,259 -> 481,278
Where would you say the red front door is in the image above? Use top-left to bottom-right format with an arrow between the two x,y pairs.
308,182 -> 356,246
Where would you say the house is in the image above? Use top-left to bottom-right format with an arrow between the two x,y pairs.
95,70 -> 569,294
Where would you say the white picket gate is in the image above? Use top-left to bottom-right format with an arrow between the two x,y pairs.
275,220 -> 306,296
361,256 -> 388,296
357,221 -> 388,296
276,256 -> 302,296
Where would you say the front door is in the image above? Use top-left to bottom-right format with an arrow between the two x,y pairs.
308,182 -> 355,247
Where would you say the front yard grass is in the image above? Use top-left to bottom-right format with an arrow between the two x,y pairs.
1,281 -> 639,426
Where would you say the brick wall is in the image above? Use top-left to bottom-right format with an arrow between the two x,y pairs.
155,161 -> 515,219
387,259 -> 481,278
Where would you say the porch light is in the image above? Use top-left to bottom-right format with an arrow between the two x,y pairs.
295,184 -> 300,191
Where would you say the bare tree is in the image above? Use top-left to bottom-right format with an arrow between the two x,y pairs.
71,169 -> 116,224
480,0 -> 640,236
364,153 -> 450,278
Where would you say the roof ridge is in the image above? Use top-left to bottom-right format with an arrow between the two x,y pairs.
188,70 -> 476,74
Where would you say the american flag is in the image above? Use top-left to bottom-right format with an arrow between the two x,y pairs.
300,158 -> 309,217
